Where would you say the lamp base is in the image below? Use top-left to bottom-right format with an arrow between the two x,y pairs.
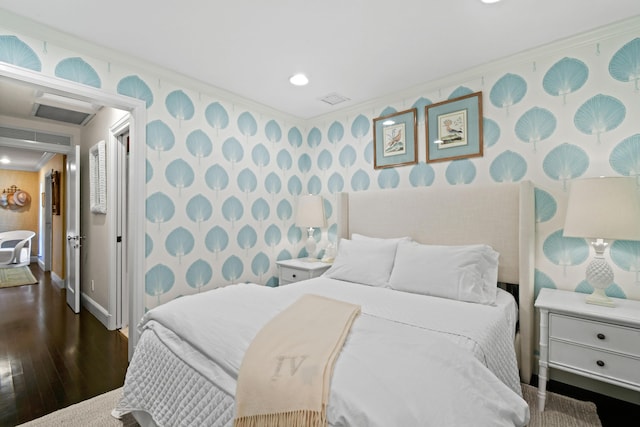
586,288 -> 615,307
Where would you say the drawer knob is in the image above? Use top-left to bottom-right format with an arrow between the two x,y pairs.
596,360 -> 605,367
596,333 -> 605,340
292,274 -> 296,278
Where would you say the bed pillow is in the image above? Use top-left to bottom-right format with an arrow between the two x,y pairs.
351,233 -> 412,244
322,238 -> 399,287
388,241 -> 499,305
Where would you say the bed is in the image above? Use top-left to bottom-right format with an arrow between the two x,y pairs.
115,182 -> 535,426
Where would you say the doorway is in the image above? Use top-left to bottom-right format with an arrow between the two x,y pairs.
0,62 -> 146,359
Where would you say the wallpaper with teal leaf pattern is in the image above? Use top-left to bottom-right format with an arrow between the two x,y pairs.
2,22 -> 640,310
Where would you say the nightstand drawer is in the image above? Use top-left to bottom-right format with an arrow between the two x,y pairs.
550,313 -> 640,357
279,266 -> 306,284
550,340 -> 640,387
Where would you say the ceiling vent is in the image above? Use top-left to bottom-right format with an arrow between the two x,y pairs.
32,92 -> 100,125
319,93 -> 351,106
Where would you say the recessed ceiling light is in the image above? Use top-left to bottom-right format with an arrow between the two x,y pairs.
481,0 -> 501,3
0,157 -> 10,164
289,73 -> 309,86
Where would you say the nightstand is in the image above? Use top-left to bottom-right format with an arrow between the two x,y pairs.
535,288 -> 640,412
276,258 -> 331,286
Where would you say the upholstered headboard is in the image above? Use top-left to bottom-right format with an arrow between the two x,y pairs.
336,181 -> 535,383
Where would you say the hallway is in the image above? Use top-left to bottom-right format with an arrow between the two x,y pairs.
0,264 -> 129,426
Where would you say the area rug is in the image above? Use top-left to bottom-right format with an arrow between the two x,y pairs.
0,266 -> 38,288
17,384 -> 601,427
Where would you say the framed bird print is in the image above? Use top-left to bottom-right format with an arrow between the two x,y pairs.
373,108 -> 418,169
425,91 -> 483,163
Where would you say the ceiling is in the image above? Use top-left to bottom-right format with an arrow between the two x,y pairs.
1,0 -> 639,120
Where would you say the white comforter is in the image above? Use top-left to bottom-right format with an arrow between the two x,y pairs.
138,278 -> 529,426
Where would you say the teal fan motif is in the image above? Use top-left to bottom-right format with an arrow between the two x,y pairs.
117,75 -> 153,108
265,172 -> 282,197
364,141 -> 374,164
145,192 -> 175,230
186,259 -> 213,292
0,35 -> 41,71
277,149 -> 293,174
165,227 -> 195,263
307,176 -> 322,195
609,134 -> 640,180
449,86 -> 473,99
379,106 -> 397,117
351,169 -> 370,191
222,255 -> 244,284
534,269 -> 557,299
574,94 -> 625,143
298,154 -> 312,174
287,224 -> 302,245
339,145 -> 357,171
146,120 -> 175,158
328,172 -> 345,194
542,57 -> 588,104
575,280 -> 626,299
489,73 -> 527,114
251,198 -> 270,223
318,149 -> 333,174
265,120 -> 282,144
146,160 -> 153,183
287,176 -> 302,197
609,38 -> 640,90
288,127 -> 303,149
351,114 -> 370,141
611,240 -> 640,283
237,225 -> 258,254
186,194 -> 213,228
515,107 -> 557,151
483,118 -> 500,148
145,234 -> 153,258
276,199 -> 292,223
412,97 -> 432,123
165,159 -> 194,195
205,164 -> 229,198
264,224 -> 282,250
222,137 -> 244,167
377,169 -> 399,189
542,229 -> 589,273
534,188 -> 557,223
328,121 -> 345,145
237,168 -> 257,199
489,150 -> 527,183
145,264 -> 174,304
251,252 -> 270,282
409,162 -> 435,187
186,130 -> 213,164
165,90 -> 194,123
542,143 -> 589,190
221,196 -> 244,227
307,127 -> 322,149
205,102 -> 229,135
205,226 -> 229,259
55,57 -> 101,87
445,159 -> 476,185
237,112 -> 257,142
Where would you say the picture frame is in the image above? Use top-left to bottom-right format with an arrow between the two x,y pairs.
89,140 -> 107,214
425,91 -> 483,163
373,108 -> 418,169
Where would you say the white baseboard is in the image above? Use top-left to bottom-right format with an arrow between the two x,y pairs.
81,292 -> 113,330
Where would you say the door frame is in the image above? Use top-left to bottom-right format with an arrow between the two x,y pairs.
0,63 -> 146,359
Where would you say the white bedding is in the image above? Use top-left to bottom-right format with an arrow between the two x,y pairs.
118,278 -> 529,426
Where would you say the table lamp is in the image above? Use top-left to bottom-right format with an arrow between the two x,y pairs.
295,195 -> 326,259
563,177 -> 640,307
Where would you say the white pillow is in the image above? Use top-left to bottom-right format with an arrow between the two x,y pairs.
322,238 -> 399,287
388,241 -> 499,305
351,233 -> 412,244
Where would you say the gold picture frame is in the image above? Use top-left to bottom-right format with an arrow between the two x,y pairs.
372,108 -> 418,169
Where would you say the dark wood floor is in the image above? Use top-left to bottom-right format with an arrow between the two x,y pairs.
0,264 -> 129,427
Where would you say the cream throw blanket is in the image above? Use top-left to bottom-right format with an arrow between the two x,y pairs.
234,294 -> 361,427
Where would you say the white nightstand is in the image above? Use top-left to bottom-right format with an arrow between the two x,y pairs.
534,288 -> 640,412
276,258 -> 331,286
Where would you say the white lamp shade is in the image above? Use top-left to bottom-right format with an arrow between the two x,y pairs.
563,177 -> 640,241
295,195 -> 326,228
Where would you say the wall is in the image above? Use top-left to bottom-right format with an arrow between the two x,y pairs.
79,106 -> 128,310
1,13 -> 639,316
38,154 -> 65,280
0,169 -> 39,256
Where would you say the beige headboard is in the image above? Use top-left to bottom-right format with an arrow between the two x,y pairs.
336,181 -> 535,383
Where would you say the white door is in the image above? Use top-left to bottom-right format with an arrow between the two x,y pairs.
66,145 -> 81,313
